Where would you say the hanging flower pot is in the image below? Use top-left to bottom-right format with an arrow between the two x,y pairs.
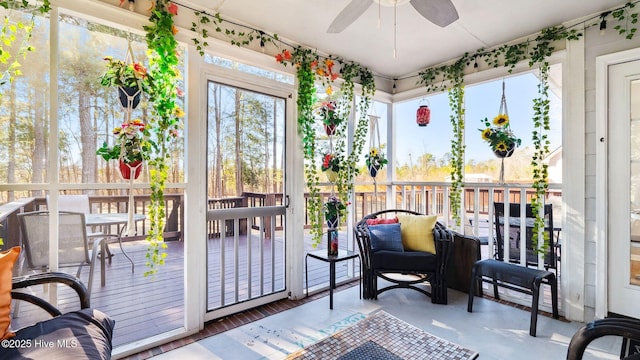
118,86 -> 141,109
324,169 -> 338,182
416,105 -> 431,126
326,215 -> 339,229
324,124 -> 337,136
119,159 -> 143,180
369,165 -> 379,178
493,143 -> 516,159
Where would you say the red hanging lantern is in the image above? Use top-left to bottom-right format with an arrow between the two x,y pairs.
416,104 -> 430,127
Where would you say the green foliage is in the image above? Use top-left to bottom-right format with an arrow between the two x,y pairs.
0,0 -> 50,88
529,61 -> 551,254
612,2 -> 638,39
143,0 -> 182,276
448,81 -> 465,226
189,10 -> 280,56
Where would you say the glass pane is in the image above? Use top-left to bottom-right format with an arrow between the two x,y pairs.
630,80 -> 640,286
0,9 -> 50,185
58,14 -> 185,184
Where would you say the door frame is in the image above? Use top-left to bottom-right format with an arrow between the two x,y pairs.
595,47 -> 640,319
198,62 -> 299,322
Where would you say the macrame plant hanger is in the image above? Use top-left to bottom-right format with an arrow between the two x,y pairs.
120,35 -> 143,237
368,107 -> 382,212
498,79 -> 509,185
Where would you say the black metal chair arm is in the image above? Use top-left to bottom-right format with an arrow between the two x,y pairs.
567,317 -> 640,360
11,272 -> 90,317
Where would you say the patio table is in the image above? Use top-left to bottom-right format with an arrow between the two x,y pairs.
85,213 -> 145,279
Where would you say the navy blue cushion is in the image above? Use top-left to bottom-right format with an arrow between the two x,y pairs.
368,223 -> 404,252
372,250 -> 437,272
1,308 -> 114,360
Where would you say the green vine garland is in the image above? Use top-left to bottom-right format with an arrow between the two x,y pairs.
143,0 -> 182,276
277,50 -> 375,246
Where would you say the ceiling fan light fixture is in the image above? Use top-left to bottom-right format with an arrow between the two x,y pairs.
374,0 -> 410,7
327,0 -> 458,33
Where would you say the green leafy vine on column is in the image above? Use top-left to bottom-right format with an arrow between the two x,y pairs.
335,64 -> 376,209
419,55 -> 468,226
143,0 -> 182,276
275,49 -> 375,246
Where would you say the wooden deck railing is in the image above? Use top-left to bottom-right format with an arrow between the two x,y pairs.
1,183 -> 562,254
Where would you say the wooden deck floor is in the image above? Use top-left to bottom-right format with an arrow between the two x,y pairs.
10,231 -> 359,348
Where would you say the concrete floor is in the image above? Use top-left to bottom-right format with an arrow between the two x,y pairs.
147,283 -> 621,360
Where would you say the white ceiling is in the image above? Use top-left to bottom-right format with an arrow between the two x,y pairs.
185,0 -> 623,79
184,0 -> 624,77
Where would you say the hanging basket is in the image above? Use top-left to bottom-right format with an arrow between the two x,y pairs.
368,165 -> 380,178
416,105 -> 431,126
493,143 -> 516,159
324,124 -> 337,136
324,169 -> 338,182
118,86 -> 141,109
326,215 -> 339,229
119,159 -> 143,180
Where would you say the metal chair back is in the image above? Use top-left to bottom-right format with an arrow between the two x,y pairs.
493,202 -> 556,270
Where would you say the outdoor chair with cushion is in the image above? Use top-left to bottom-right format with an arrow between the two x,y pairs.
354,209 -> 454,304
0,247 -> 114,359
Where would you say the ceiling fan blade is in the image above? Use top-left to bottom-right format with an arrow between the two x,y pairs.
327,0 -> 373,33
410,0 -> 459,27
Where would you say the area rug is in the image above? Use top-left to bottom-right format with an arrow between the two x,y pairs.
286,311 -> 479,360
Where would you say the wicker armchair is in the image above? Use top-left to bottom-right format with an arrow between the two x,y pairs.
353,209 -> 454,304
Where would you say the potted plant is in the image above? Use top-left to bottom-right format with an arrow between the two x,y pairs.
323,194 -> 346,229
321,152 -> 341,182
100,56 -> 150,108
319,100 -> 342,135
365,147 -> 388,178
479,114 -> 521,158
96,118 -> 147,180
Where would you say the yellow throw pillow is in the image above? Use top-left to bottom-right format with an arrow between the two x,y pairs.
396,214 -> 437,254
0,246 -> 20,340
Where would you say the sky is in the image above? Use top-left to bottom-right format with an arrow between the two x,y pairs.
390,68 -> 562,166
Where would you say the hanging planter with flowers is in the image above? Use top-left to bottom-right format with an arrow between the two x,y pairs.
479,81 -> 521,183
323,195 -> 346,229
480,114 -> 520,157
319,100 -> 343,136
321,152 -> 341,182
96,118 -> 147,179
100,54 -> 149,110
365,147 -> 387,178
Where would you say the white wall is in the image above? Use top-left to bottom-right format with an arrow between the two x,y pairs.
582,27 -> 640,320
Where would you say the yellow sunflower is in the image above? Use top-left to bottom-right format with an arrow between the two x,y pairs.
495,141 -> 508,152
493,114 -> 509,127
481,128 -> 492,141
369,148 -> 378,157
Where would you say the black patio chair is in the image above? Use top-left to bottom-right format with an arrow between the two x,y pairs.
494,202 -> 557,270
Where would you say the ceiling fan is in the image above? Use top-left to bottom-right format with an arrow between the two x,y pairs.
327,0 -> 459,33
